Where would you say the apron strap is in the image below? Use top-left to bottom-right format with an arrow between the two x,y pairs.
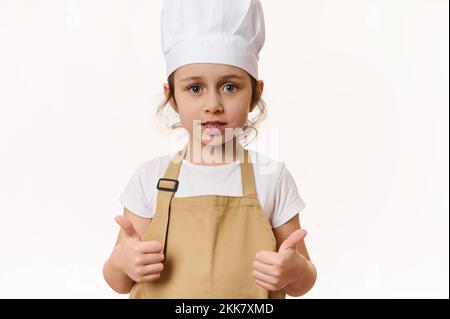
239,144 -> 257,197
144,144 -> 187,252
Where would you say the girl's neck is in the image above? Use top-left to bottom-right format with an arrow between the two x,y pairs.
184,138 -> 241,166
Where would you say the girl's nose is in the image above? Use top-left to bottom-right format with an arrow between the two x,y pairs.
203,93 -> 224,113
204,103 -> 224,114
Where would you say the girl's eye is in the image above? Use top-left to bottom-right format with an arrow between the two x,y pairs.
188,86 -> 203,94
223,84 -> 237,93
187,84 -> 238,94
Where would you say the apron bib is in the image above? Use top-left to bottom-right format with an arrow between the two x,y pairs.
129,143 -> 285,299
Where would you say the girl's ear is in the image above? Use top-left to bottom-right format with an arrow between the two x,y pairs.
257,80 -> 264,97
250,80 -> 264,112
163,83 -> 178,113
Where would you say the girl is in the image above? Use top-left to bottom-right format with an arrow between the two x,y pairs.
103,0 -> 316,298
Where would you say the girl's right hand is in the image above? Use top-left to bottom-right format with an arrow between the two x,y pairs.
112,215 -> 165,283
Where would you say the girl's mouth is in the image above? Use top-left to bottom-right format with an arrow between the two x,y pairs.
201,122 -> 227,136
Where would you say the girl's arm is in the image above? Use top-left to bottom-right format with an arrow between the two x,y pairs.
273,214 -> 317,297
103,208 -> 153,294
253,214 -> 317,297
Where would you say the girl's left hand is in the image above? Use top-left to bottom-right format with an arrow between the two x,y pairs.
252,229 -> 308,291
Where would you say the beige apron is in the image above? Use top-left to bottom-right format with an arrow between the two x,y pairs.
129,143 -> 285,299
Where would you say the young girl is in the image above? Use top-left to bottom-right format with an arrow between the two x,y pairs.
103,0 -> 316,299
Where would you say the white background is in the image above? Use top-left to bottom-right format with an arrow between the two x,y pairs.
0,0 -> 448,298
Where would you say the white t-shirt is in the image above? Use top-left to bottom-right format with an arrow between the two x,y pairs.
118,149 -> 306,229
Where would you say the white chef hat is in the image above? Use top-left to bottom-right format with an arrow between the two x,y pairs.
160,0 -> 266,80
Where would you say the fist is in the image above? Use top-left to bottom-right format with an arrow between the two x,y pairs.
114,215 -> 165,283
253,229 -> 307,291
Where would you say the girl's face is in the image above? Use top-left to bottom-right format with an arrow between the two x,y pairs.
164,63 -> 264,147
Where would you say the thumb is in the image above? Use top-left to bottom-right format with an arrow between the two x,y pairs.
278,229 -> 307,252
115,215 -> 140,240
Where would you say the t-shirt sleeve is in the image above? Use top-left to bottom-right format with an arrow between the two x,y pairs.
271,164 -> 307,229
118,162 -> 154,219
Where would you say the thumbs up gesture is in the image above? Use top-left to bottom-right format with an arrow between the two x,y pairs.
113,215 -> 165,283
252,229 -> 308,291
